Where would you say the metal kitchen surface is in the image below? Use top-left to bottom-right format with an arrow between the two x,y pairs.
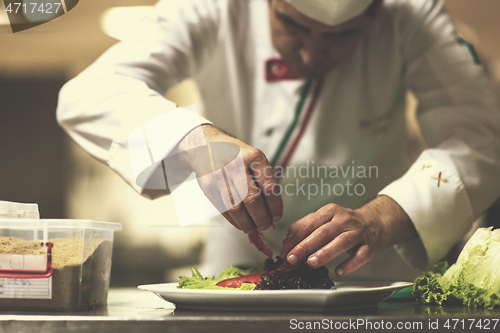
0,288 -> 499,333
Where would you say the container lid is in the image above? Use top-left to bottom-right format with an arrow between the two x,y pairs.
0,200 -> 39,219
0,219 -> 122,231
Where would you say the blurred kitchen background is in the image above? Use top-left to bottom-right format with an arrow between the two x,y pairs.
1,0 -> 499,287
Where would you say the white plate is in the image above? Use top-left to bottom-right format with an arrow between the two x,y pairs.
138,281 -> 413,312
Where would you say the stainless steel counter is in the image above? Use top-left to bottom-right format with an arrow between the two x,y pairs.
1,288 -> 499,333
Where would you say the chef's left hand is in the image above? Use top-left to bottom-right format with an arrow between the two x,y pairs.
279,195 -> 417,276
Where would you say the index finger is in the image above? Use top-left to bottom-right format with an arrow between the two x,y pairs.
249,159 -> 283,223
279,209 -> 334,261
279,215 -> 312,257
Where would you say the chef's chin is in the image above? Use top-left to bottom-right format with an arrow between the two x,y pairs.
292,67 -> 331,80
287,61 -> 334,80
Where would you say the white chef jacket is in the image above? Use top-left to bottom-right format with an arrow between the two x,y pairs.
57,0 -> 500,281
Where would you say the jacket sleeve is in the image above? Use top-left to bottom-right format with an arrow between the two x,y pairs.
379,0 -> 500,268
56,0 -> 222,198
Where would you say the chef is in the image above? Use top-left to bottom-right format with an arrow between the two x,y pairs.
57,0 -> 500,281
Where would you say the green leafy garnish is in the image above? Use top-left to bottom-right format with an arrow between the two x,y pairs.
413,227 -> 500,309
177,265 -> 259,290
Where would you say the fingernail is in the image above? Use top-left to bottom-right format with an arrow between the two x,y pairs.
309,256 -> 319,268
288,254 -> 298,265
273,216 -> 281,222
336,268 -> 343,276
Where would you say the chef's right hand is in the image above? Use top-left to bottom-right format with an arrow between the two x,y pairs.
178,124 -> 283,232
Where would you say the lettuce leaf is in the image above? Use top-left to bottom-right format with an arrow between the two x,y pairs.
177,265 -> 259,290
413,227 -> 500,309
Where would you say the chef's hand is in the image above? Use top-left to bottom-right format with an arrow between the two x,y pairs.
178,124 -> 283,232
279,195 -> 417,276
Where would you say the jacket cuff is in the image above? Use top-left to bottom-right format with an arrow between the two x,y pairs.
109,103 -> 211,197
379,154 -> 474,267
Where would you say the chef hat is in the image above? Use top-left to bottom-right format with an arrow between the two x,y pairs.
285,0 -> 374,26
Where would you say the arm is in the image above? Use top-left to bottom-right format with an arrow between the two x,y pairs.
57,0 -> 221,198
381,0 -> 500,267
57,0 -> 284,233
282,0 -> 500,274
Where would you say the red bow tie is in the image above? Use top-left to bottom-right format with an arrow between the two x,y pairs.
265,58 -> 298,82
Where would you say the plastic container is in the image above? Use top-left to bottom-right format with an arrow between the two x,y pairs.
0,219 -> 122,311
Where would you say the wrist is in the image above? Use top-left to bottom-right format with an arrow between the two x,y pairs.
356,195 -> 417,248
176,124 -> 214,168
177,124 -> 238,172
178,124 -> 215,150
